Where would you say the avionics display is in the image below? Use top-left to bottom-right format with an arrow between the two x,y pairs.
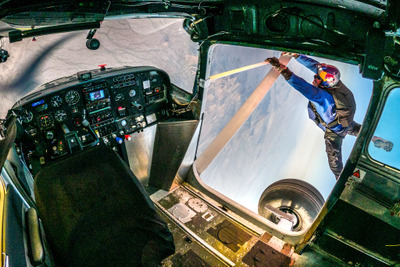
89,90 -> 105,101
32,99 -> 45,107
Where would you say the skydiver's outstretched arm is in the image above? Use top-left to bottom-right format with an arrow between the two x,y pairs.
287,74 -> 333,105
295,55 -> 320,74
266,56 -> 333,105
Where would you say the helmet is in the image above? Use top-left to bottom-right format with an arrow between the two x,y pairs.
317,63 -> 340,88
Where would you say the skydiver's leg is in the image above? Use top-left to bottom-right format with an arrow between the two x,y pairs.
324,131 -> 344,180
347,121 -> 361,137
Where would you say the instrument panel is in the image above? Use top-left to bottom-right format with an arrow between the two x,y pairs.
14,66 -> 171,173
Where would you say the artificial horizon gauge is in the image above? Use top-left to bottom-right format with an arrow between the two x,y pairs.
65,90 -> 80,105
54,110 -> 67,122
187,198 -> 208,213
35,103 -> 48,112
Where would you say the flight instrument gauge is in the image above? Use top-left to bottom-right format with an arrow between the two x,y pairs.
65,90 -> 80,105
21,111 -> 33,123
38,114 -> 54,129
54,110 -> 67,122
50,95 -> 63,107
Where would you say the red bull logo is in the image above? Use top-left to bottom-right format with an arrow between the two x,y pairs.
320,71 -> 335,83
318,64 -> 340,87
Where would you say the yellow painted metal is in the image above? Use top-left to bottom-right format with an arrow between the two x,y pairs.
196,55 -> 291,174
0,176 -> 6,266
208,61 -> 269,81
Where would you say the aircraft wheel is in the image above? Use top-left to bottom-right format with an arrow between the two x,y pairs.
86,38 -> 100,50
258,179 -> 324,232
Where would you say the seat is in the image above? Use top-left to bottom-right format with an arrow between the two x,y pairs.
34,145 -> 175,267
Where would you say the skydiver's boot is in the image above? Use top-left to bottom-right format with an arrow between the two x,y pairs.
324,131 -> 344,180
347,121 -> 361,137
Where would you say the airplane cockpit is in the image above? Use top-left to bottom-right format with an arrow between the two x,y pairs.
10,66 -> 181,175
0,0 -> 400,266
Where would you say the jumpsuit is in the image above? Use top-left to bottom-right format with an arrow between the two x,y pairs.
285,55 -> 360,179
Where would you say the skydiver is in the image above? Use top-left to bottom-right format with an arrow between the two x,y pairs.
266,53 -> 361,180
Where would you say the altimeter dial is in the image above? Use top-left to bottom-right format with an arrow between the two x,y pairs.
65,90 -> 80,105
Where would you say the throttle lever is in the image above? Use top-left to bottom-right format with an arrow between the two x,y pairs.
81,109 -> 99,148
82,109 -> 90,127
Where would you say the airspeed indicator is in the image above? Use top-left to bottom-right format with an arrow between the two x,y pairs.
50,95 -> 63,107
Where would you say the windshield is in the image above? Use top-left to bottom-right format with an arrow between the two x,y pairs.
196,44 -> 373,213
0,18 -> 198,118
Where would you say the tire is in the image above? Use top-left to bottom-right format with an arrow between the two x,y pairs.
258,179 -> 324,232
86,38 -> 100,50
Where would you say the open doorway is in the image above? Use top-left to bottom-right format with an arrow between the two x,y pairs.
194,44 -> 373,231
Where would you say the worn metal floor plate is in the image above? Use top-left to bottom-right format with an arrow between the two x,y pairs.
154,185 -> 294,266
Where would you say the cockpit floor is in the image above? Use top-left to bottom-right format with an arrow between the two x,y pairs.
152,185 -> 293,266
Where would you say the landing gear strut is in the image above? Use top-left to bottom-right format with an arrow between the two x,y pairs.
86,29 -> 100,50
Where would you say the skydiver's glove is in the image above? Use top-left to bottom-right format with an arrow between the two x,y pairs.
281,52 -> 300,59
265,57 -> 293,80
